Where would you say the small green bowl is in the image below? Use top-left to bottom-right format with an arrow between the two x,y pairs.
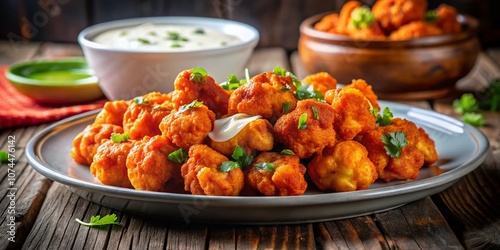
5,57 -> 103,105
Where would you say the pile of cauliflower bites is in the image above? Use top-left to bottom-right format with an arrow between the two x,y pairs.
71,67 -> 438,196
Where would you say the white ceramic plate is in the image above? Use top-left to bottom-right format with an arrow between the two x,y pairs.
26,101 -> 489,225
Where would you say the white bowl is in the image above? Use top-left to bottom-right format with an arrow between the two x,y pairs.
78,16 -> 259,101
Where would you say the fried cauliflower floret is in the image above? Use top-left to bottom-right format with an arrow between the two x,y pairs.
126,135 -> 180,191
416,127 -> 438,164
208,118 -> 274,156
314,13 -> 341,34
360,118 -> 425,182
337,1 -> 363,35
94,100 -> 129,126
160,102 -> 216,150
274,99 -> 336,159
389,21 -> 442,40
302,72 -> 338,96
71,123 -> 124,165
90,139 -> 134,188
308,141 -> 377,192
181,144 -> 244,196
171,69 -> 230,118
227,71 -> 298,122
435,4 -> 461,34
372,0 -> 427,33
122,92 -> 173,140
343,79 -> 380,110
246,152 -> 307,196
344,5 -> 386,39
331,87 -> 376,140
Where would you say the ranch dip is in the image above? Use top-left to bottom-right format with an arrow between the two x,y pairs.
93,23 -> 242,51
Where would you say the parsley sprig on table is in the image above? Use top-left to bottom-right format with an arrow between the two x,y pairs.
76,214 -> 120,227
453,93 -> 485,126
0,150 -> 8,163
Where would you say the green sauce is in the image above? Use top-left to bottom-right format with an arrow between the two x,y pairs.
27,70 -> 92,81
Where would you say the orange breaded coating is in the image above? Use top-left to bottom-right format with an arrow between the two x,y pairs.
122,92 -> 172,140
181,144 -> 244,196
337,1 -> 363,35
94,100 -> 129,126
343,79 -> 380,110
126,135 -> 180,191
308,141 -> 377,192
171,69 -> 230,118
346,21 -> 386,40
71,123 -> 124,166
416,127 -> 438,165
331,87 -> 376,140
360,118 -> 425,182
314,13 -> 341,34
246,152 -> 307,196
160,102 -> 216,150
274,99 -> 336,159
208,118 -> 274,156
302,72 -> 338,96
90,139 -> 134,188
435,4 -> 461,34
372,0 -> 428,33
389,21 -> 442,40
227,71 -> 298,122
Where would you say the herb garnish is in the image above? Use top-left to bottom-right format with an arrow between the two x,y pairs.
453,93 -> 485,126
111,133 -> 129,143
137,38 -> 151,44
177,100 -> 203,114
280,149 -> 295,155
190,67 -> 208,83
381,131 -> 407,158
193,28 -> 205,34
479,79 -> 500,111
425,10 -> 438,22
372,107 -> 393,126
312,106 -> 319,120
220,74 -> 246,91
350,6 -> 375,29
298,113 -> 308,130
282,102 -> 291,114
218,146 -> 254,172
168,148 -> 188,164
166,31 -> 188,42
255,162 -> 275,172
76,214 -> 120,227
0,150 -> 8,163
133,96 -> 149,105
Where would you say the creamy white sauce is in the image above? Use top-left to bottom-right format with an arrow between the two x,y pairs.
93,23 -> 242,51
208,114 -> 262,142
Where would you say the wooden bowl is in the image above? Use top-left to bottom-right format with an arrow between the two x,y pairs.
298,13 -> 480,100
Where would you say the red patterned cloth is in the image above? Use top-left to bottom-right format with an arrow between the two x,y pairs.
0,66 -> 107,129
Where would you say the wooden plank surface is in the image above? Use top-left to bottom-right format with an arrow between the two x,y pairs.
0,41 -> 500,249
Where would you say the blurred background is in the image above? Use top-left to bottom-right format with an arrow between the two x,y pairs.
1,0 -> 499,51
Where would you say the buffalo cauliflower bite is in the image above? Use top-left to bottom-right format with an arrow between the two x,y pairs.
90,139 -> 134,188
126,135 -> 180,191
246,152 -> 307,196
381,145 -> 424,181
336,1 -> 363,35
331,87 -> 376,140
274,99 -> 337,159
160,102 -> 216,150
372,0 -> 427,33
122,92 -> 173,140
314,13 -> 341,34
435,4 -> 461,34
171,69 -> 230,118
308,140 -> 377,192
389,21 -> 442,40
343,79 -> 380,111
302,72 -> 338,96
208,118 -> 274,156
94,100 -> 129,126
416,127 -> 438,165
181,144 -> 244,196
71,123 -> 124,166
227,71 -> 298,122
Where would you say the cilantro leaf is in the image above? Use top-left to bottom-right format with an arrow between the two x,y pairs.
372,107 -> 393,126
218,146 -> 254,172
133,96 -> 149,105
219,161 -> 240,172
220,74 -> 246,91
453,93 -> 479,114
0,150 -> 8,163
255,162 -> 275,172
273,66 -> 287,76
462,112 -> 485,126
350,6 -> 375,29
168,148 -> 188,164
381,131 -> 407,158
298,113 -> 308,130
295,83 -> 324,101
111,133 -> 129,143
190,67 -> 208,83
177,100 -> 203,114
75,214 -> 120,227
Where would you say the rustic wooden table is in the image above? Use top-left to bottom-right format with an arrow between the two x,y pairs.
0,41 -> 499,250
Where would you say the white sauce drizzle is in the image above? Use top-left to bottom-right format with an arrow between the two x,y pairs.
93,23 -> 242,51
208,114 -> 262,142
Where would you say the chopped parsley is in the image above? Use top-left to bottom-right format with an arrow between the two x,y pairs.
280,149 -> 295,155
350,6 -> 375,29
168,148 -> 188,164
255,162 -> 275,172
312,106 -> 319,120
0,150 -> 8,163
111,133 -> 129,143
193,28 -> 205,35
190,67 -> 208,83
381,131 -> 407,158
425,10 -> 438,22
177,100 -> 203,114
76,214 -> 120,227
220,74 -> 246,91
166,31 -> 189,42
137,38 -> 151,44
372,107 -> 393,126
218,146 -> 254,172
282,102 -> 292,114
133,96 -> 149,105
298,113 -> 308,130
